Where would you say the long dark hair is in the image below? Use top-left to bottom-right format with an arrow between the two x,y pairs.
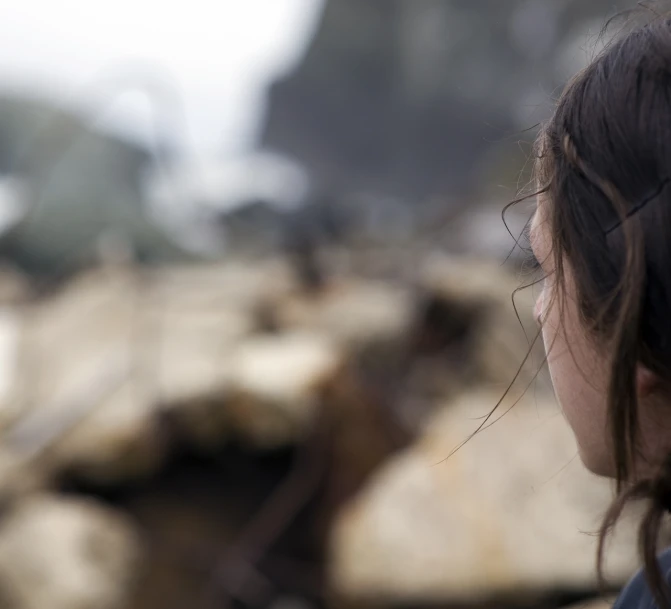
529,13 -> 671,607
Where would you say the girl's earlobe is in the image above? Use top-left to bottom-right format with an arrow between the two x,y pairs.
636,365 -> 660,398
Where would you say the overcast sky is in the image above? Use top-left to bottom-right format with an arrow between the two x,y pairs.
0,0 -> 324,156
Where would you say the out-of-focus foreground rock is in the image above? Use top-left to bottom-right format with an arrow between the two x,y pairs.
0,253 -> 641,608
0,494 -> 140,609
330,390 -> 635,605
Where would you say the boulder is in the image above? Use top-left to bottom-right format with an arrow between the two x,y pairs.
277,279 -> 415,351
143,265 -> 257,408
329,390 -> 639,605
12,269 -> 165,483
228,331 -> 342,448
0,494 -> 140,609
418,254 -> 547,392
148,259 -> 298,312
4,265 -> 258,483
0,265 -> 30,305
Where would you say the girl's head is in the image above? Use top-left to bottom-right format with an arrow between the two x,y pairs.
528,13 -> 671,602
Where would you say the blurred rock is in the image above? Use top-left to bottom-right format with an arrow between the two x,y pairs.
7,264 -> 264,483
418,254 -> 550,400
149,259 -> 298,312
418,254 -> 545,391
228,332 -> 342,449
0,448 -> 48,500
329,390 -> 638,605
0,265 -> 31,305
278,279 -> 415,351
13,269 -> 164,483
0,494 -> 140,609
146,261 -> 298,448
0,257 -> 328,482
352,254 -> 549,435
261,0 -> 628,202
145,265 -> 261,406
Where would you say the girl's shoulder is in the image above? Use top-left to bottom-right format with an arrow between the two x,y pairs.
614,549 -> 671,609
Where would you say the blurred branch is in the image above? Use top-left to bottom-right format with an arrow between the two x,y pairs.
207,409 -> 332,608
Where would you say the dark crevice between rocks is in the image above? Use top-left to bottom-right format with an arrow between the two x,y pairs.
58,437 -> 328,609
53,380 -> 406,609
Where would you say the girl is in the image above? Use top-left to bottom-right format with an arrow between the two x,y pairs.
525,11 -> 671,608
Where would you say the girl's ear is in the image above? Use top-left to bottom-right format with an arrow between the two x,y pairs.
637,364 -> 660,398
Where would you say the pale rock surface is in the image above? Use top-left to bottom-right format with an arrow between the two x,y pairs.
277,279 -> 415,350
419,254 -> 547,389
13,270 -> 163,482
0,494 -> 140,609
5,265 -> 255,482
330,390 -> 639,604
228,331 -> 342,448
148,259 -> 298,311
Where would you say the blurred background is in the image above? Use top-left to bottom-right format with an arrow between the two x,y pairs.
0,2 -> 650,609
